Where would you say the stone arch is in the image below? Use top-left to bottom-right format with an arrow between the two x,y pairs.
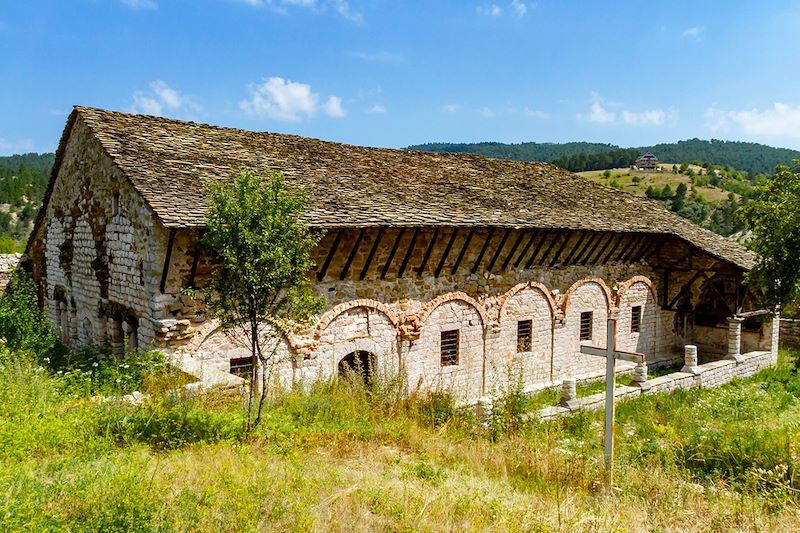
314,298 -> 402,340
495,281 -> 557,322
413,291 -> 490,331
561,277 -> 613,315
615,275 -> 657,308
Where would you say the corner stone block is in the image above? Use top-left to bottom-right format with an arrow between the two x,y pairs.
681,344 -> 701,375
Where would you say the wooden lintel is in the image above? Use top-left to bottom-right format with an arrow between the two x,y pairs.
561,231 -> 587,266
736,309 -> 771,318
573,231 -> 599,265
487,228 -> 511,272
160,228 -> 176,294
359,228 -> 384,280
381,228 -> 405,280
667,269 -> 706,309
339,228 -> 365,281
471,228 -> 495,274
588,232 -> 615,265
398,228 -> 420,278
601,234 -> 625,264
317,228 -> 343,282
526,229 -> 552,269
514,230 -> 538,268
435,228 -> 459,278
502,230 -> 526,271
416,228 -> 439,275
451,227 -> 475,275
548,231 -> 573,267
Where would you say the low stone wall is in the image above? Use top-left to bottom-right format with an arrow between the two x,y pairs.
0,253 -> 21,291
532,350 -> 776,421
780,319 -> 800,349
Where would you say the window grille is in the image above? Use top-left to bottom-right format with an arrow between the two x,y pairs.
230,356 -> 253,378
517,320 -> 532,352
631,305 -> 642,333
440,329 -> 459,366
580,311 -> 593,341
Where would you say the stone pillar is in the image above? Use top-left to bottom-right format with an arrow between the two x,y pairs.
681,344 -> 700,374
476,397 -> 493,428
727,317 -> 744,361
633,362 -> 651,390
770,315 -> 780,363
560,378 -> 578,408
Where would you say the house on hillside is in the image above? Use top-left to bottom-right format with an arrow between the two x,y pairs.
22,107 -> 779,401
634,152 -> 659,171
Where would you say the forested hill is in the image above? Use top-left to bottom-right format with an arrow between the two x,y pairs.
407,139 -> 800,174
0,152 -> 54,252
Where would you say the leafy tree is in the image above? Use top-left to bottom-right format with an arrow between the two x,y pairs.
738,164 -> 800,313
199,168 -> 325,432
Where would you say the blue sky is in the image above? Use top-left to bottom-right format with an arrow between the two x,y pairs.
2,0 -> 800,155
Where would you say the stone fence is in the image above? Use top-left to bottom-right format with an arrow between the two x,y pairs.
474,348 -> 777,424
0,253 -> 21,291
780,319 -> 800,349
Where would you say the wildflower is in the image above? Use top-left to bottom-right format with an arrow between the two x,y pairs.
93,362 -> 99,367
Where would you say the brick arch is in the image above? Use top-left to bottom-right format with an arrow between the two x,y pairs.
495,281 -> 557,322
412,291 -> 490,331
615,275 -> 657,308
313,298 -> 403,340
561,277 -> 613,314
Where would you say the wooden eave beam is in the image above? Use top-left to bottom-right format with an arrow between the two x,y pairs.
587,232 -> 615,266
339,228 -> 365,280
514,230 -> 539,269
548,230 -> 574,267
536,230 -> 564,268
502,230 -> 526,271
416,228 -> 439,275
487,228 -> 511,273
359,228 -> 384,280
451,227 -> 475,275
398,228 -> 420,278
381,228 -> 405,280
471,228 -> 495,274
160,228 -> 176,294
573,231 -> 599,265
435,228 -> 459,278
317,228 -> 343,281
560,231 -> 588,266
620,235 -> 646,263
601,233 -> 625,264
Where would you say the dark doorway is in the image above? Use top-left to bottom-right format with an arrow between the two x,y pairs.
338,351 -> 376,385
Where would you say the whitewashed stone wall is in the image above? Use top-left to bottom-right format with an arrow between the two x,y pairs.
0,253 -> 20,290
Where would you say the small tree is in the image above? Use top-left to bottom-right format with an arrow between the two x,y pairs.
200,168 -> 325,432
738,164 -> 800,315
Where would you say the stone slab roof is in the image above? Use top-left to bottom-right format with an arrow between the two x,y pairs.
51,107 -> 754,269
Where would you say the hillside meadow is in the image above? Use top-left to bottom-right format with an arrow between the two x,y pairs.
2,276 -> 800,531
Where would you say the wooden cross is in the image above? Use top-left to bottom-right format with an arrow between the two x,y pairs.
580,317 -> 645,486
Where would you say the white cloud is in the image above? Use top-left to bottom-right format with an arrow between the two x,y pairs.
236,0 -> 362,22
239,76 -> 344,121
681,25 -> 706,39
442,103 -> 461,114
511,0 -> 528,17
368,104 -> 386,113
347,50 -> 402,62
622,109 -> 666,126
705,103 -> 800,140
0,137 -> 35,156
523,107 -> 549,119
324,95 -> 346,118
120,0 -> 158,9
130,80 -> 199,117
477,4 -> 503,16
577,92 -> 615,123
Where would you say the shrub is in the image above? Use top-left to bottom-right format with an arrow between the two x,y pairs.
0,271 -> 58,357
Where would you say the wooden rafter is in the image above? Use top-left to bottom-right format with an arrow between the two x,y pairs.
451,227 -> 475,275
487,228 -> 511,272
526,229 -> 552,269
514,230 -> 539,268
536,230 -> 564,267
381,228 -> 405,280
667,269 -> 706,309
561,231 -> 587,266
398,228 -> 420,278
601,233 -> 625,264
587,232 -> 615,265
502,230 -> 526,271
160,228 -> 176,294
620,235 -> 645,263
631,235 -> 658,263
416,228 -> 439,275
471,228 -> 495,274
359,228 -> 384,280
548,230 -> 573,267
572,231 -> 599,265
580,231 -> 607,265
317,228 -> 343,281
339,228 -> 365,280
435,228 -> 459,278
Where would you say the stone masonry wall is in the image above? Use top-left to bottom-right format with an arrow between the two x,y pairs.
780,319 -> 800,348
0,253 -> 20,291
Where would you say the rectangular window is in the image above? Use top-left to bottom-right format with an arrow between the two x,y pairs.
631,305 -> 642,333
440,329 -> 459,366
580,311 -> 593,341
230,356 -> 253,378
517,320 -> 532,352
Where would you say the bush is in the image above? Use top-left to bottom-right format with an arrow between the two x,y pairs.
0,271 -> 58,357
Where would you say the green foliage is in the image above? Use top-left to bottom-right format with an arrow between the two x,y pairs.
0,153 -> 52,244
739,164 -> 800,310
200,168 -> 325,430
0,271 -> 58,356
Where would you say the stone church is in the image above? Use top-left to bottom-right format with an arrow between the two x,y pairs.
23,107 -> 778,402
